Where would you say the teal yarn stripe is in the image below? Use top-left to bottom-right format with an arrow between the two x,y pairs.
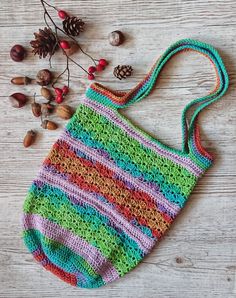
66,115 -> 189,207
23,229 -> 105,288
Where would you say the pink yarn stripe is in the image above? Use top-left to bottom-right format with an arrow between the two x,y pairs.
22,213 -> 119,283
83,97 -> 203,177
60,130 -> 180,216
37,167 -> 155,253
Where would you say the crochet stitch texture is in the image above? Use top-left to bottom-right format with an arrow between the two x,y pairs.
22,39 -> 229,288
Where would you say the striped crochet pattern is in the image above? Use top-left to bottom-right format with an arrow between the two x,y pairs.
22,39 -> 229,288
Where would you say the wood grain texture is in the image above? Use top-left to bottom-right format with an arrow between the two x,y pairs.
0,0 -> 235,297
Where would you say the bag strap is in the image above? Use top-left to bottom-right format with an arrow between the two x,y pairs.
89,39 -> 229,154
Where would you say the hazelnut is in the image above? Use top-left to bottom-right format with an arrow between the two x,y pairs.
36,69 -> 53,86
108,31 -> 125,46
56,105 -> 74,120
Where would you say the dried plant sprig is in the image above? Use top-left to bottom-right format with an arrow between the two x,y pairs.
29,0 -> 109,104
39,0 -> 97,67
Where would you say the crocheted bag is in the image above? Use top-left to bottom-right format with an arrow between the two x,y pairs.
22,39 -> 229,288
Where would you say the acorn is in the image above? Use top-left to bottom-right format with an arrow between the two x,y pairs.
10,44 -> 26,62
41,120 -> 58,130
41,103 -> 54,116
9,93 -> 27,108
23,130 -> 37,148
41,87 -> 53,101
36,69 -> 53,86
108,30 -> 125,46
11,76 -> 32,85
31,102 -> 41,117
55,105 -> 74,120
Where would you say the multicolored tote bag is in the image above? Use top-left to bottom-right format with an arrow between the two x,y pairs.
22,39 -> 229,288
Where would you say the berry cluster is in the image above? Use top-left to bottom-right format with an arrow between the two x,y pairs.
54,85 -> 70,104
88,59 -> 108,80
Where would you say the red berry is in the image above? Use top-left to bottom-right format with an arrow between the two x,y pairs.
88,73 -> 95,80
88,66 -> 96,73
62,85 -> 69,95
96,64 -> 104,72
54,88 -> 63,96
99,59 -> 108,67
55,95 -> 63,104
58,10 -> 68,19
60,40 -> 70,49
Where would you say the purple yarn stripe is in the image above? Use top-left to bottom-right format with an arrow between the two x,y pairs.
37,167 -> 155,253
60,130 -> 180,216
22,213 -> 119,283
83,97 -> 203,177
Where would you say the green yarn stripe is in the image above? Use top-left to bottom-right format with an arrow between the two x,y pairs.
23,186 -> 143,275
29,182 -> 144,257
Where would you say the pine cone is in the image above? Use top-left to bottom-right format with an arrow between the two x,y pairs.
63,17 -> 85,37
113,65 -> 133,80
30,27 -> 58,59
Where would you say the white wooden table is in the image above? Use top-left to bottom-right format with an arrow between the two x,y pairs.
0,1 -> 235,297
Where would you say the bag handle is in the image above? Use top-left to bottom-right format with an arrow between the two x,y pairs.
89,39 -> 229,154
